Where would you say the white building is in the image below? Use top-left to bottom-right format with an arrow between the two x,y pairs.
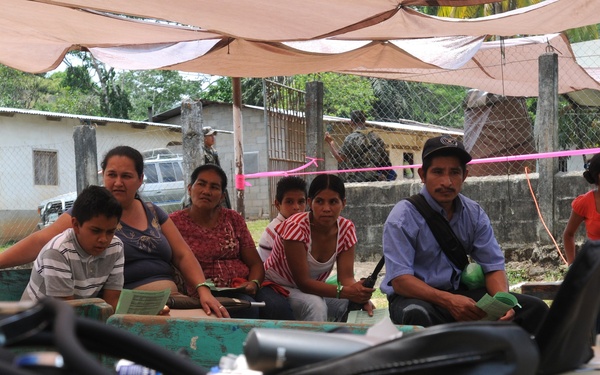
0,108 -> 182,242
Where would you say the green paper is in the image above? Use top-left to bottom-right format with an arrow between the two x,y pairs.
115,288 -> 171,315
475,292 -> 520,321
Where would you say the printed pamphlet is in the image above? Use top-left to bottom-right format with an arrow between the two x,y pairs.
476,292 -> 521,321
115,288 -> 171,315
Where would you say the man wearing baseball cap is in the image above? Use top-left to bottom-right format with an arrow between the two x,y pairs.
380,135 -> 548,334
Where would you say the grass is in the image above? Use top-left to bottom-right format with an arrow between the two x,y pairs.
506,265 -> 567,286
0,241 -> 16,253
247,219 -> 270,246
371,289 -> 388,309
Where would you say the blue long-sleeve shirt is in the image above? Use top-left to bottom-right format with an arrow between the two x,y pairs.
381,187 -> 505,296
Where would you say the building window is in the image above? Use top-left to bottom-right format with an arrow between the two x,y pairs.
244,151 -> 259,174
403,152 -> 415,179
33,150 -> 58,185
558,156 -> 568,172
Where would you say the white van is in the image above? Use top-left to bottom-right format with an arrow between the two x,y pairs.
139,154 -> 186,212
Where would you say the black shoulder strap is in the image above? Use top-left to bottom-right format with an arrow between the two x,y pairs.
406,194 -> 469,270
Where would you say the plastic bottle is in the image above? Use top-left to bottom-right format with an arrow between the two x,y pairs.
115,359 -> 162,375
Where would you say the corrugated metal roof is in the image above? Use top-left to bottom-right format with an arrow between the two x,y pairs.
0,107 -> 181,130
319,113 -> 462,135
244,104 -> 464,135
152,102 -> 462,135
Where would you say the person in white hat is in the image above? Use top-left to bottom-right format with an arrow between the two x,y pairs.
202,126 -> 231,208
202,127 -> 220,166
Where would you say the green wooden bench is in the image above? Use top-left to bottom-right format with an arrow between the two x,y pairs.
106,315 -> 420,369
0,268 -> 114,322
0,268 -> 33,302
1,268 -> 419,370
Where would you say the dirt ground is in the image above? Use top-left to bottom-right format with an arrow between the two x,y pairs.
353,261 -> 385,288
353,258 -> 566,291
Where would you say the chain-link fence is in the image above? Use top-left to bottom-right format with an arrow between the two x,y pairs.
318,36 -> 600,178
2,33 -> 600,246
0,117 -> 182,246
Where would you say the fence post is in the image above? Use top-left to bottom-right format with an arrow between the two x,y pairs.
305,81 -> 325,186
534,53 -> 559,243
180,99 -> 203,204
232,77 -> 245,217
73,124 -> 98,194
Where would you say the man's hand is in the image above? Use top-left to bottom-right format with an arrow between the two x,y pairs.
444,294 -> 487,321
499,308 -> 515,322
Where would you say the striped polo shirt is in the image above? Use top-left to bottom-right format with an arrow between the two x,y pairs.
21,228 -> 124,302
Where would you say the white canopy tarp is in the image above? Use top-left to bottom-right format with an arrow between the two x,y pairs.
31,0 -> 600,41
2,0 -> 600,98
88,34 -> 600,97
340,34 -> 600,97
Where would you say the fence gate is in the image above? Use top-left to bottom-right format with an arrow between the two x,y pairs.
264,79 -> 307,219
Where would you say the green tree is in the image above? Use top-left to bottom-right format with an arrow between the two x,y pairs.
203,77 -> 265,106
371,79 -> 466,127
0,65 -> 54,109
293,73 -> 375,118
433,1 -> 542,20
43,69 -> 103,116
557,98 -> 600,150
425,1 -> 598,42
202,74 -> 375,119
117,70 -> 207,120
203,77 -> 234,103
48,52 -> 133,118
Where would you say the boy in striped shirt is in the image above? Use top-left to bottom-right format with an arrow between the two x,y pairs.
257,176 -> 307,262
21,185 -> 124,310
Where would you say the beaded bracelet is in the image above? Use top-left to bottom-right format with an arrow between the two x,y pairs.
336,283 -> 344,299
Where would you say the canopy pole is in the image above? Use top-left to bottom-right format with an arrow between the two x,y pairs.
232,77 -> 245,217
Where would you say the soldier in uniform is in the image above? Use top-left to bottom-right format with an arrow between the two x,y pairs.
324,111 -> 393,182
203,126 -> 221,166
203,126 -> 231,208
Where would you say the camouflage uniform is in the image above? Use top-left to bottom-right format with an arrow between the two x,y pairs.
203,145 -> 220,166
339,130 -> 392,182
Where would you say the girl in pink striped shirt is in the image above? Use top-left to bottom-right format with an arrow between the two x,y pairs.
264,174 -> 374,321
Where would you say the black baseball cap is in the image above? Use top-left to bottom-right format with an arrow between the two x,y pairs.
422,135 -> 472,164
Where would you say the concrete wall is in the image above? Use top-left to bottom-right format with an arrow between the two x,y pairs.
343,171 -> 589,262
163,103 -> 272,219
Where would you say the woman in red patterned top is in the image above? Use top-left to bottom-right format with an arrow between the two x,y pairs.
564,153 -> 600,264
170,164 -> 294,320
264,174 -> 374,321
